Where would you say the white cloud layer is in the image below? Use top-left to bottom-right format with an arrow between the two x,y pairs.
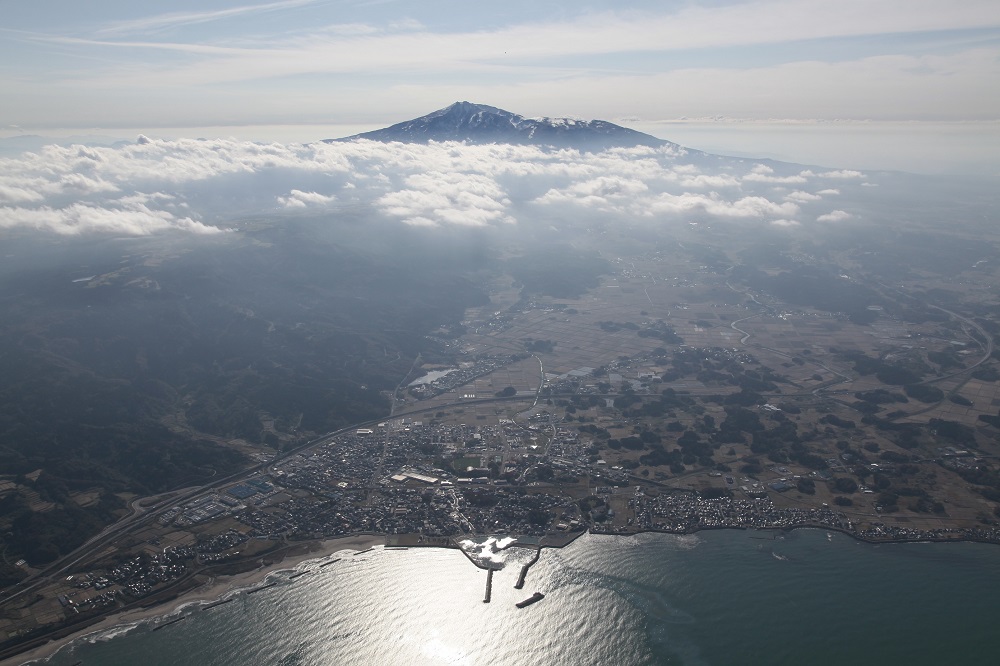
278,189 -> 336,208
0,137 -> 875,236
820,170 -> 866,179
817,210 -> 853,222
0,201 -> 220,235
378,172 -> 513,227
785,190 -> 823,202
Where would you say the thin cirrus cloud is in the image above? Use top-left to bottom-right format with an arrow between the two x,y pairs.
59,3 -> 1000,83
1,1 -> 995,134
93,0 -> 326,36
80,0 -> 1000,58
0,137 -> 872,235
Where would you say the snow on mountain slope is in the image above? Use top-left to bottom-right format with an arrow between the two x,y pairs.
327,101 -> 671,150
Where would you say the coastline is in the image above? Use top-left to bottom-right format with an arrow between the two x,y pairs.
4,534 -> 384,666
4,521 -> 993,664
593,520 -> 1000,548
10,526 -> 994,666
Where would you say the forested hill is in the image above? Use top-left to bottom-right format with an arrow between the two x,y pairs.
0,217 -> 491,575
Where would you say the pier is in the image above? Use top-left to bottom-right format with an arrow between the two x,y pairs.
483,568 -> 494,603
320,558 -> 341,568
514,547 -> 542,590
289,570 -> 311,580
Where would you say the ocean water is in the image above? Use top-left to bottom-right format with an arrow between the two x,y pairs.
36,529 -> 1000,666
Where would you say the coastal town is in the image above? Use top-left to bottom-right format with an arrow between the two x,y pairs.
5,239 -> 1000,662
5,398 -> 1000,660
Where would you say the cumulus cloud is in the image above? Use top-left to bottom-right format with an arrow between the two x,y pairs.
278,189 -> 336,208
820,169 -> 866,179
0,202 -> 221,236
0,182 -> 46,204
377,171 -> 514,227
0,136 -> 848,235
743,170 -> 811,184
642,193 -> 799,219
534,176 -> 649,212
678,173 -> 741,189
741,166 -> 816,185
817,209 -> 853,222
785,190 -> 822,202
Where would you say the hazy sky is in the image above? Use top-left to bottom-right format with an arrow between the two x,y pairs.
3,0 -> 1000,131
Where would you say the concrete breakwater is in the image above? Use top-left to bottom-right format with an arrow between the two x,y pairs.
245,582 -> 277,596
203,598 -> 234,611
514,548 -> 542,590
152,616 -> 186,632
483,569 -> 493,603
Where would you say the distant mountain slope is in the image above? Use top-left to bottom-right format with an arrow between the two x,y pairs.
326,101 -> 670,150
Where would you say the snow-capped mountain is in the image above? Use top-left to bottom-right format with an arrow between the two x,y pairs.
326,101 -> 670,150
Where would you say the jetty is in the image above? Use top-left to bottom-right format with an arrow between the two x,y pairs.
483,568 -> 494,603
514,547 -> 542,590
320,558 -> 341,568
203,598 -> 234,611
152,616 -> 186,632
288,570 -> 311,580
246,582 -> 277,596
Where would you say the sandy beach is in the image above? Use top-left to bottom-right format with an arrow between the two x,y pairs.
4,534 -> 385,666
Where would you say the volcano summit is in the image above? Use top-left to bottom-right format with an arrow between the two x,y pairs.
328,101 -> 670,150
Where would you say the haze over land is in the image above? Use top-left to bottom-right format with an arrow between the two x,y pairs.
1,102 -> 999,578
2,1 -> 1000,662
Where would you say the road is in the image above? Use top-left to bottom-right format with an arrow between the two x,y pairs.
1,390 -> 548,608
10,277 -> 994,607
0,422 -> 362,607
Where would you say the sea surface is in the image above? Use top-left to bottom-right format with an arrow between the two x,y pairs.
35,529 -> 1000,666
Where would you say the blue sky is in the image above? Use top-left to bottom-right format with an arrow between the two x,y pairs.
3,0 -> 1000,131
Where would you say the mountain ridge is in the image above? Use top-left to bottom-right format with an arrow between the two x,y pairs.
325,101 -> 671,150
